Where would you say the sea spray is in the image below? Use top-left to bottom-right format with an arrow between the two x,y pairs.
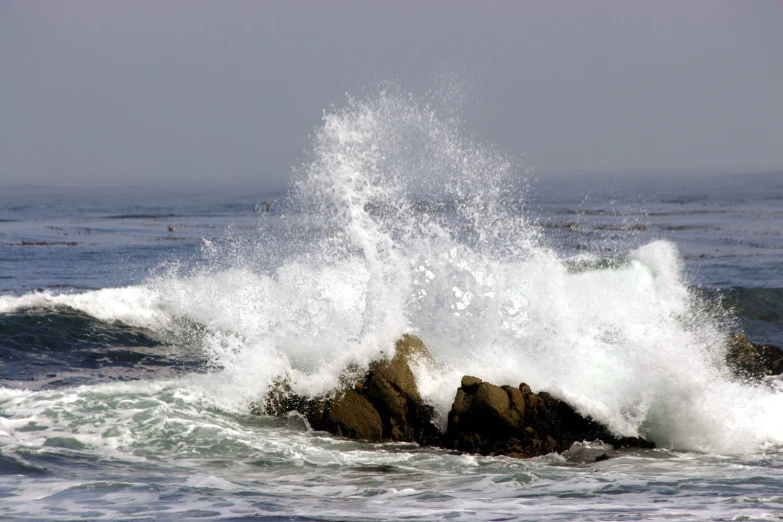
1,86 -> 782,455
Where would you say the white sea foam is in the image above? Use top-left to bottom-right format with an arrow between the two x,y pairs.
0,286 -> 169,329
2,86 -> 782,456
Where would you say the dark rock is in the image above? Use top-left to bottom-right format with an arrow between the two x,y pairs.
327,390 -> 383,441
259,382 -> 383,442
364,335 -> 441,444
369,335 -> 429,401
460,375 -> 483,393
726,333 -> 783,380
256,337 -> 654,458
444,379 -> 654,458
258,334 -> 440,445
257,378 -> 328,425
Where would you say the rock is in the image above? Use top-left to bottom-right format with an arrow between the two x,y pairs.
259,334 -> 440,445
366,334 -> 440,443
460,375 -> 482,393
444,377 -> 654,458
257,378 -> 328,426
726,333 -> 783,380
327,390 -> 383,441
370,334 -> 429,402
256,337 -> 654,458
259,384 -> 383,442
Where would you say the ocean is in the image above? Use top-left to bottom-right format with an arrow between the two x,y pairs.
1,92 -> 783,521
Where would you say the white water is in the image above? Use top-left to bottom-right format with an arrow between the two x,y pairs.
2,87 -> 783,459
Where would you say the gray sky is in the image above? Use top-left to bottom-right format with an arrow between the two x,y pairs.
1,1 -> 782,191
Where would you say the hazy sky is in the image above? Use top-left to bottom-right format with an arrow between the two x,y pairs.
2,1 -> 782,191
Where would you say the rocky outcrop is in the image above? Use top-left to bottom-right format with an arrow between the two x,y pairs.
443,376 -> 654,458
726,333 -> 783,380
365,335 -> 441,444
261,334 -> 440,445
257,335 -> 655,458
262,382 -> 383,440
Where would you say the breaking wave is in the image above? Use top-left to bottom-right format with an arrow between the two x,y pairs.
2,86 -> 782,455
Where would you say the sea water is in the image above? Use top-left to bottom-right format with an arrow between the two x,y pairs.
1,88 -> 783,520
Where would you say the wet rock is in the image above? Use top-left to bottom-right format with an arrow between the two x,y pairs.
460,375 -> 482,393
259,382 -> 383,442
370,334 -> 428,401
258,335 -> 440,445
366,335 -> 440,444
256,337 -> 654,458
726,333 -> 783,380
327,390 -> 383,441
258,378 -> 326,424
444,376 -> 654,458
